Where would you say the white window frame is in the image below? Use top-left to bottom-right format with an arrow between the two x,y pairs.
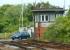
45,15 -> 49,22
41,14 -> 49,22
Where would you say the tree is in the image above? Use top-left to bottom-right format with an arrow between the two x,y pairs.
0,4 -> 33,32
34,2 -> 59,9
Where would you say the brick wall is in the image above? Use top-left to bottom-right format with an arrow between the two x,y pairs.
35,27 -> 47,39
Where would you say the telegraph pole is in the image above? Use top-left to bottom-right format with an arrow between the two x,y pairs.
19,0 -> 24,32
64,0 -> 65,9
21,0 -> 24,27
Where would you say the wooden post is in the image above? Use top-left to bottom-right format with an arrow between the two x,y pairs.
38,22 -> 41,40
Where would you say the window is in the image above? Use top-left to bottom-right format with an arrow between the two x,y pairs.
41,15 -> 48,22
45,16 -> 48,21
42,15 -> 44,21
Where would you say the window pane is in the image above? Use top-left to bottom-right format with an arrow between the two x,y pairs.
42,15 -> 44,21
45,16 -> 48,21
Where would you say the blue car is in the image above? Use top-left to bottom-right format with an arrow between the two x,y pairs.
11,31 -> 30,40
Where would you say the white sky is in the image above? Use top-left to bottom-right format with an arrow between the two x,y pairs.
0,0 -> 70,9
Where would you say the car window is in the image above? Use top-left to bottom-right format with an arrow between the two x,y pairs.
12,31 -> 30,37
13,32 -> 20,36
20,32 -> 29,36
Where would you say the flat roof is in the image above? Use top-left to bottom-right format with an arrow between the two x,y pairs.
32,8 -> 65,12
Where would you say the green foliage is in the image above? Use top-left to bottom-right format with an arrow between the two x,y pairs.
0,2 -> 59,33
0,4 -> 33,33
0,23 -> 5,33
67,8 -> 70,16
44,16 -> 70,44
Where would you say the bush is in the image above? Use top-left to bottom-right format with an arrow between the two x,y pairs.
44,16 -> 70,44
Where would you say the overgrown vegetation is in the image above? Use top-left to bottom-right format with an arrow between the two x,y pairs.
44,16 -> 70,44
44,7 -> 70,44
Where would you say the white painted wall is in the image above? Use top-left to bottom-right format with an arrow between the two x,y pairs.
27,27 -> 34,37
19,27 -> 27,32
41,22 -> 53,27
35,22 -> 53,27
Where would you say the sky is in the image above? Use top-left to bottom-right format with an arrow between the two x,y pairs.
0,0 -> 70,9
